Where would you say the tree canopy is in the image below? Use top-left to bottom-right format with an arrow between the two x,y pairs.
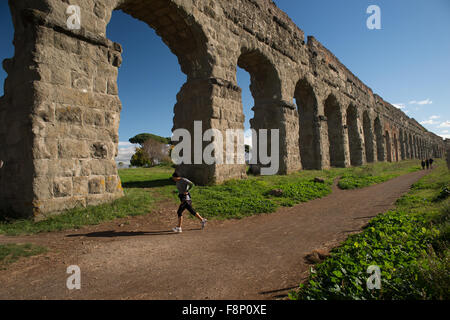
129,133 -> 171,146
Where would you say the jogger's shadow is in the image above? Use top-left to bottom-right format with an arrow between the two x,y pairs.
66,229 -> 202,238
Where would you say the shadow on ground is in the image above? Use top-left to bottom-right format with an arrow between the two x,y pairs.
66,229 -> 202,238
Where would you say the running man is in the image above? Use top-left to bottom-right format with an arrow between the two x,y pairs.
171,172 -> 207,233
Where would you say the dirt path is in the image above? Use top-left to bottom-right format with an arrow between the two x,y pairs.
0,170 -> 429,300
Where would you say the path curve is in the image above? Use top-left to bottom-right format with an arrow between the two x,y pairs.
0,169 -> 429,300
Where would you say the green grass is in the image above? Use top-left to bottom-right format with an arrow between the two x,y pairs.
192,177 -> 332,219
0,243 -> 47,269
337,160 -> 422,189
289,162 -> 449,300
0,160 -> 424,235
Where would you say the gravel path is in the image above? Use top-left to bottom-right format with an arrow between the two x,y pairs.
0,169 -> 429,300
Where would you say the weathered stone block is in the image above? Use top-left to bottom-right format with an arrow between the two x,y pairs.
107,79 -> 118,95
58,140 -> 90,159
73,176 -> 89,196
93,77 -> 107,94
54,32 -> 81,55
88,176 -> 105,194
56,106 -> 83,124
105,175 -> 119,193
53,177 -> 73,198
33,138 -> 58,159
71,72 -> 92,92
83,110 -> 105,127
33,177 -> 53,199
90,142 -> 109,159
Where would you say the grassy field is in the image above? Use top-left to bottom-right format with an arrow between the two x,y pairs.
337,160 -> 421,189
289,162 -> 449,300
0,160 -> 424,235
0,244 -> 47,270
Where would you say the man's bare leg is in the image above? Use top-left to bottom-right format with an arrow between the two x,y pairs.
178,213 -> 203,229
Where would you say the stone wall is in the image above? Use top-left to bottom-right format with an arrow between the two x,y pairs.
446,139 -> 450,170
0,0 -> 445,218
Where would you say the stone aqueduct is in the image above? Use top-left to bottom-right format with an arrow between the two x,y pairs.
0,0 -> 445,218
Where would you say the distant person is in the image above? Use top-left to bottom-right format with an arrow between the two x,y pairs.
171,172 -> 207,233
425,159 -> 430,170
421,160 -> 426,170
429,158 -> 434,169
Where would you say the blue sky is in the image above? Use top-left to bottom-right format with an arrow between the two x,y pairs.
0,1 -> 449,165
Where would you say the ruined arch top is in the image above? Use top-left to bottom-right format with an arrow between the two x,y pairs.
0,0 -> 445,218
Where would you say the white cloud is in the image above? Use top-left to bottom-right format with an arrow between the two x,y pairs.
441,130 -> 449,134
393,103 -> 406,109
409,98 -> 433,105
439,121 -> 450,128
439,134 -> 450,139
420,119 -> 436,125
420,115 -> 444,126
115,142 -> 137,166
118,141 -> 134,147
420,115 -> 442,126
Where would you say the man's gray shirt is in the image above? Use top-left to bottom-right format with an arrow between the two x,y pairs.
176,178 -> 194,201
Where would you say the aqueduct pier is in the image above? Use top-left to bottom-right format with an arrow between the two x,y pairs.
0,0 -> 445,218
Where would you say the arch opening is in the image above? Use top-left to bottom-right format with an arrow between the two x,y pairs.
237,49 -> 282,174
294,79 -> 320,170
409,134 -> 414,158
374,117 -> 384,161
324,95 -> 346,167
399,130 -> 405,160
363,111 -> 374,163
116,0 -> 210,79
385,131 -> 392,162
346,105 -> 363,166
393,133 -> 399,162
106,9 -> 185,169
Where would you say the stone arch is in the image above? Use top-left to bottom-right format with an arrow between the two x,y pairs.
294,79 -> 321,169
237,49 -> 283,174
237,49 -> 281,103
346,104 -> 363,166
409,134 -> 414,158
115,0 -> 212,79
414,136 -> 419,159
385,130 -> 392,162
421,139 -> 425,159
324,95 -> 346,167
404,132 -> 410,159
393,132 -> 399,162
363,111 -> 375,163
374,117 -> 385,161
0,0 -> 237,217
417,137 -> 421,159
109,1 -> 221,184
399,129 -> 406,160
